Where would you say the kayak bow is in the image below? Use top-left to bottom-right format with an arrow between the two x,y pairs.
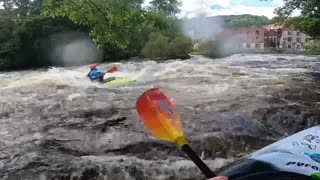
104,78 -> 136,86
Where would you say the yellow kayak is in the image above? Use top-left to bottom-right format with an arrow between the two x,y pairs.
103,78 -> 136,86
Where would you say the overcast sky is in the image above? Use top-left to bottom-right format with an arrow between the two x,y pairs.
145,0 -> 300,19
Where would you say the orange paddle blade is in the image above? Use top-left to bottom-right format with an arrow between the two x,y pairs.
136,88 -> 187,147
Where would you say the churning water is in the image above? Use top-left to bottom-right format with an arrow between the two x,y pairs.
1,54 -> 320,179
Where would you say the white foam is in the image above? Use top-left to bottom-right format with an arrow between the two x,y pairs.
1,54 -> 319,94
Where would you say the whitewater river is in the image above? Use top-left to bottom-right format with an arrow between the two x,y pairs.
1,54 -> 320,180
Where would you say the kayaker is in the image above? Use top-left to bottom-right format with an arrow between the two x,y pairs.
87,64 -> 104,83
87,64 -> 117,83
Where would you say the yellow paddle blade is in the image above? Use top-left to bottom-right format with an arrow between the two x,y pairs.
136,88 -> 187,147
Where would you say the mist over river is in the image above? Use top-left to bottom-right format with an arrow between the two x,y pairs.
1,54 -> 320,180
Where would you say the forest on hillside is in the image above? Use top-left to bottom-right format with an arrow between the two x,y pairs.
0,0 -> 319,71
224,14 -> 276,28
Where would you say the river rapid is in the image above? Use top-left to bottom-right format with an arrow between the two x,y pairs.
1,54 -> 320,180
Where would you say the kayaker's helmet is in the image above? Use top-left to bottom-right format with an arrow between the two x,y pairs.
89,64 -> 97,70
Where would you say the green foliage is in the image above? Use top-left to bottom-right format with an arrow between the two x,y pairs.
0,0 -> 91,70
0,17 -> 20,55
284,17 -> 320,38
269,16 -> 285,24
42,0 -> 147,48
0,0 -> 186,70
160,16 -> 183,38
0,17 -> 20,70
224,14 -> 270,28
0,16 -> 85,70
142,32 -> 192,59
305,40 -> 320,55
197,40 -> 223,58
168,36 -> 192,59
41,0 -> 184,50
101,12 -> 185,59
16,16 -> 85,40
142,32 -> 170,59
0,0 -> 44,16
275,0 -> 319,18
149,0 -> 182,16
275,0 -> 320,38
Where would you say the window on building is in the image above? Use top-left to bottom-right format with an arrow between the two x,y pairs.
256,36 -> 259,40
256,30 -> 259,35
288,44 -> 292,48
288,37 -> 292,42
246,43 -> 250,48
297,37 -> 301,42
296,44 -> 301,49
297,32 -> 301,36
288,31 -> 292,35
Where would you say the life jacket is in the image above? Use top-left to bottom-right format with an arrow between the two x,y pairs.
87,69 -> 102,80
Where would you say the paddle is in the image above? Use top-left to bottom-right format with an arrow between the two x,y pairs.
106,66 -> 117,73
136,88 -> 216,179
87,65 -> 117,78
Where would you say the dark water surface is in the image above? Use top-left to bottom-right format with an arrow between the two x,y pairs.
1,54 -> 320,180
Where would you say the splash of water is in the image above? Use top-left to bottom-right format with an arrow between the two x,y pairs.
181,14 -> 246,58
182,16 -> 224,40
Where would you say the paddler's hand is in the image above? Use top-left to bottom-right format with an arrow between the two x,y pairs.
207,176 -> 228,180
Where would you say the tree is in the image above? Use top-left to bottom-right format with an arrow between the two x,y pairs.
269,16 -> 285,24
0,0 -> 188,70
0,17 -> 20,55
275,0 -> 319,18
197,40 -> 223,58
142,32 -> 192,59
0,0 -> 14,11
275,0 -> 320,37
0,15 -> 86,70
142,32 -> 170,59
285,17 -> 320,38
0,0 -> 44,16
168,36 -> 192,59
41,0 -> 184,49
41,0 -> 164,48
223,15 -> 270,28
149,0 -> 182,16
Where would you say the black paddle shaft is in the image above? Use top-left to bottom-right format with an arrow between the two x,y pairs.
181,144 -> 216,178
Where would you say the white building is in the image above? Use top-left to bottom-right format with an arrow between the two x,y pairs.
264,23 -> 314,51
280,30 -> 314,50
